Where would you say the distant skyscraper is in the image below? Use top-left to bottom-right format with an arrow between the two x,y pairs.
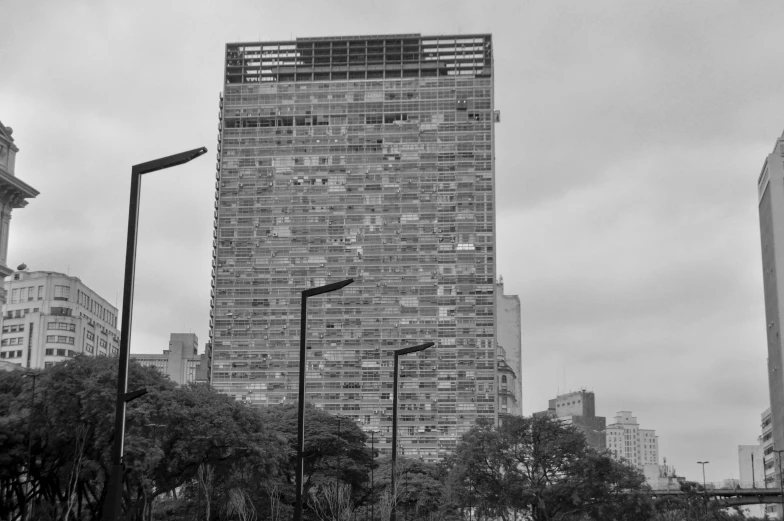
0,121 -> 39,314
758,136 -> 784,504
605,411 -> 658,469
132,333 -> 211,385
211,33 -> 497,460
534,390 -> 606,449
0,269 -> 120,369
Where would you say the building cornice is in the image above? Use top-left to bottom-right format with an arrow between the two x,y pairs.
0,170 -> 38,208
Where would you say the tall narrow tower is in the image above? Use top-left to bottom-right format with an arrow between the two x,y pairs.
758,133 -> 784,520
210,34 -> 497,461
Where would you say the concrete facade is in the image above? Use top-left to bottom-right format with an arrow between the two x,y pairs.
758,134 -> 784,519
495,278 -> 521,416
534,390 -> 606,449
0,270 -> 119,369
131,333 -> 211,385
211,34 -> 497,461
605,411 -> 658,470
0,121 -> 39,323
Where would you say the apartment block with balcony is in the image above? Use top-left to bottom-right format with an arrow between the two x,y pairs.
211,33 -> 497,461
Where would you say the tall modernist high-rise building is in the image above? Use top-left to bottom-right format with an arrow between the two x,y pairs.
211,33 -> 497,460
758,133 -> 784,518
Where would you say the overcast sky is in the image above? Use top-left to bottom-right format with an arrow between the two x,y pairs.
2,0 -> 781,482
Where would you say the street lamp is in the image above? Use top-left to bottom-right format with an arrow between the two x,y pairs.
390,342 -> 434,521
103,146 -> 208,521
697,461 -> 709,514
335,415 -> 347,489
369,430 -> 379,521
293,278 -> 354,521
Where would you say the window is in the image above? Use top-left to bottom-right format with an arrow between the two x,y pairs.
45,349 -> 54,355
47,322 -> 75,332
501,375 -> 507,384
86,331 -> 95,341
56,349 -> 66,356
38,286 -> 43,299
45,362 -> 53,368
100,339 -> 107,348
46,335 -> 74,345
85,344 -> 94,354
54,285 -> 70,300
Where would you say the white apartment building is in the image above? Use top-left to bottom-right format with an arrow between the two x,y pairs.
0,270 -> 119,369
605,411 -> 659,469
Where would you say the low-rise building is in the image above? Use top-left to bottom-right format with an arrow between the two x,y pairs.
0,270 -> 119,369
643,458 -> 684,490
131,333 -> 211,385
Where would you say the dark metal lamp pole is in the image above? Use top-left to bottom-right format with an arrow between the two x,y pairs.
22,371 -> 40,521
390,343 -> 433,521
293,278 -> 354,521
697,461 -> 709,514
102,147 -> 207,521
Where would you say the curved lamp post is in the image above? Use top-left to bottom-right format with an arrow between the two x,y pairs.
293,278 -> 354,521
390,342 -> 434,521
102,147 -> 207,521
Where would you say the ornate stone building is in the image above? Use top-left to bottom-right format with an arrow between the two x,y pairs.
0,121 -> 39,305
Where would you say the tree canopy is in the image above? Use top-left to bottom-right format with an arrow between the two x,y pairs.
445,415 -> 654,521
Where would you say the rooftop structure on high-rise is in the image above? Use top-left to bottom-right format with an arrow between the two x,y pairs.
211,33 -> 498,461
0,269 -> 119,369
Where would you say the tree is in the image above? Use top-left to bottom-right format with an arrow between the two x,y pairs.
258,403 -> 375,518
371,456 -> 449,521
0,355 -> 289,520
446,415 -> 654,521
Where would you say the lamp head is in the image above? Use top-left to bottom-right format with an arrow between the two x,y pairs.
303,278 -> 354,297
395,342 -> 435,356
